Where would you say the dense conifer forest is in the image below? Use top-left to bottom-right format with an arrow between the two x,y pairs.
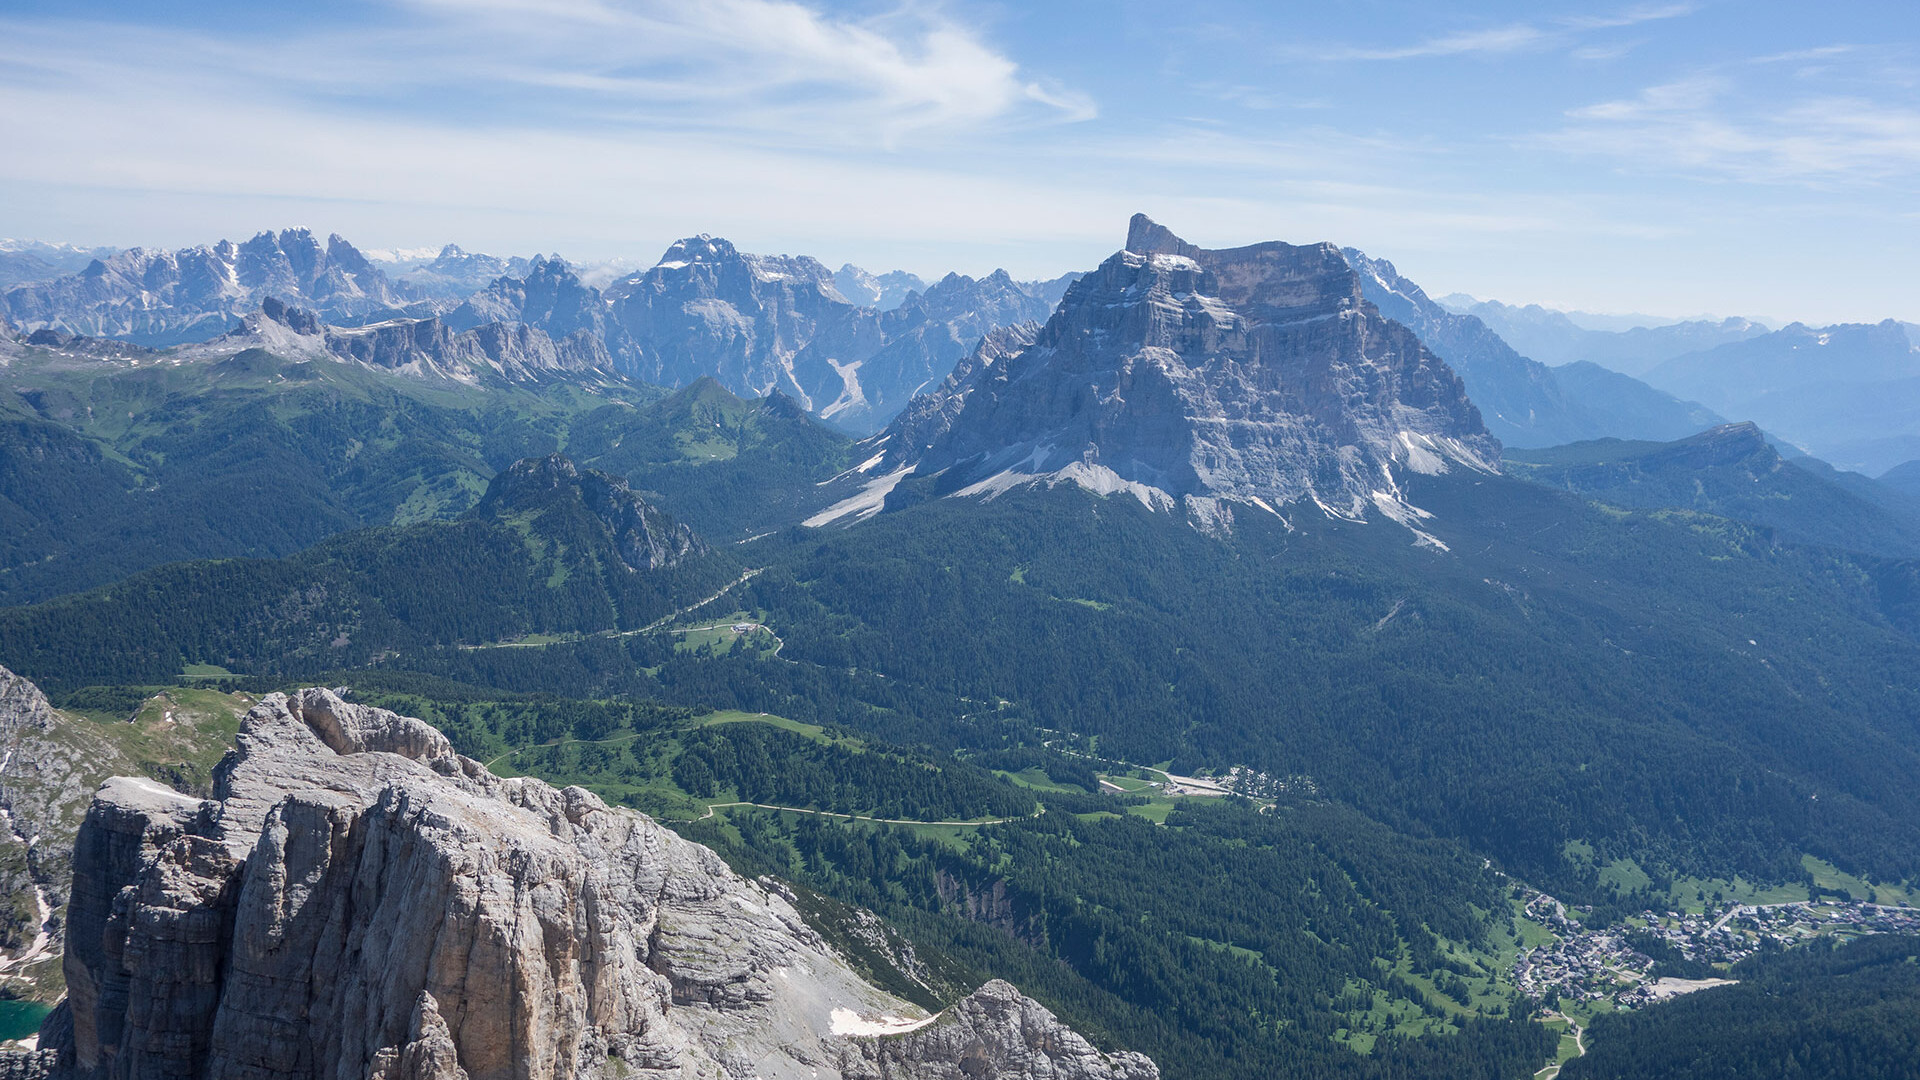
1563,936 -> 1920,1080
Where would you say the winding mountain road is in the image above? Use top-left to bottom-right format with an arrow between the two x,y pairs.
687,801 -> 1040,826
1534,1010 -> 1586,1080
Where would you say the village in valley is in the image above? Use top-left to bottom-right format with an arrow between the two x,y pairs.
1513,889 -> 1920,1009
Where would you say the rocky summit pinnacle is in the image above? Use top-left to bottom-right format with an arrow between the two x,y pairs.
13,687 -> 1156,1080
816,215 -> 1499,543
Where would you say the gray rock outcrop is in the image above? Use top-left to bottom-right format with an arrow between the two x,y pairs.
0,670 -> 246,1009
838,980 -> 1156,1080
0,669 -> 103,918
35,689 -> 1150,1080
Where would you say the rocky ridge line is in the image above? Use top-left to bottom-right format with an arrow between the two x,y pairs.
2,230 -> 429,348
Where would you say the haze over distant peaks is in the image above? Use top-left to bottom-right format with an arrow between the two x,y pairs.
1,228 -> 432,347
1640,319 -> 1920,474
604,234 -> 1061,431
1341,249 -> 1723,449
833,264 -> 927,310
1449,296 -> 1772,378
816,215 -> 1498,544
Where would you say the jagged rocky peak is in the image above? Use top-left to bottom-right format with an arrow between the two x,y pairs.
447,256 -> 612,338
819,215 -> 1497,542
862,322 -> 1041,478
256,295 -> 323,336
833,264 -> 927,310
475,454 -> 708,571
17,686 -> 1155,1080
648,234 -> 837,290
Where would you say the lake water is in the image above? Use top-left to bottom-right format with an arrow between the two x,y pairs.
0,999 -> 50,1042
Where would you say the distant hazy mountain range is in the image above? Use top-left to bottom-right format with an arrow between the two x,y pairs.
1638,320 -> 1920,475
598,234 -> 1065,430
1439,294 -> 1772,378
1343,251 -> 1723,449
7,227 -> 1917,465
1,229 -> 438,347
1432,291 -> 1920,476
1507,422 -> 1920,560
0,230 -> 1068,433
0,239 -> 120,289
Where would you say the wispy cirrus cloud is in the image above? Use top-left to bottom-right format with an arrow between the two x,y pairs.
1302,3 -> 1693,62
1541,60 -> 1920,185
395,0 -> 1097,135
0,0 -> 1093,148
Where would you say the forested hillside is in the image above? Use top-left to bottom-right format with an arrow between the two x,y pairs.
268,684 -> 1560,1080
1563,936 -> 1920,1080
0,345 -> 856,602
10,464 -> 1920,901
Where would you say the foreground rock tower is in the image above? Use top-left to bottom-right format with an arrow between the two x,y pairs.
19,689 -> 1155,1080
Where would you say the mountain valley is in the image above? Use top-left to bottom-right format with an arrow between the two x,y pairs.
0,215 -> 1915,1080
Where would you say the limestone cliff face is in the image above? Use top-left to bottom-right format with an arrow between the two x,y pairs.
29,689 -> 1155,1080
828,216 -> 1499,541
0,670 -> 244,1006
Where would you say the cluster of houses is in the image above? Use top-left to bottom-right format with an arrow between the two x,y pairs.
1219,765 -> 1320,799
1512,891 -> 1920,1009
1513,892 -> 1645,1003
1722,899 -> 1920,943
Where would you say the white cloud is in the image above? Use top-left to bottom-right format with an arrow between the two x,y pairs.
1558,4 -> 1697,31
0,0 -> 1090,149
398,0 -> 1097,136
1314,24 -> 1548,62
1545,74 -> 1920,184
1569,42 -> 1639,62
1301,3 -> 1693,63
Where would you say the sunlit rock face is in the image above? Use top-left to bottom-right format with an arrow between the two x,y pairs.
840,216 -> 1497,539
35,688 -> 1157,1080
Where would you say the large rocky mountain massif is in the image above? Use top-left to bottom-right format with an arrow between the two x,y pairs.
177,297 -> 626,387
823,216 -> 1500,543
602,236 -> 1061,431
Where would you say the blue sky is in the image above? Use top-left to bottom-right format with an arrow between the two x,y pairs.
1,0 -> 1916,322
